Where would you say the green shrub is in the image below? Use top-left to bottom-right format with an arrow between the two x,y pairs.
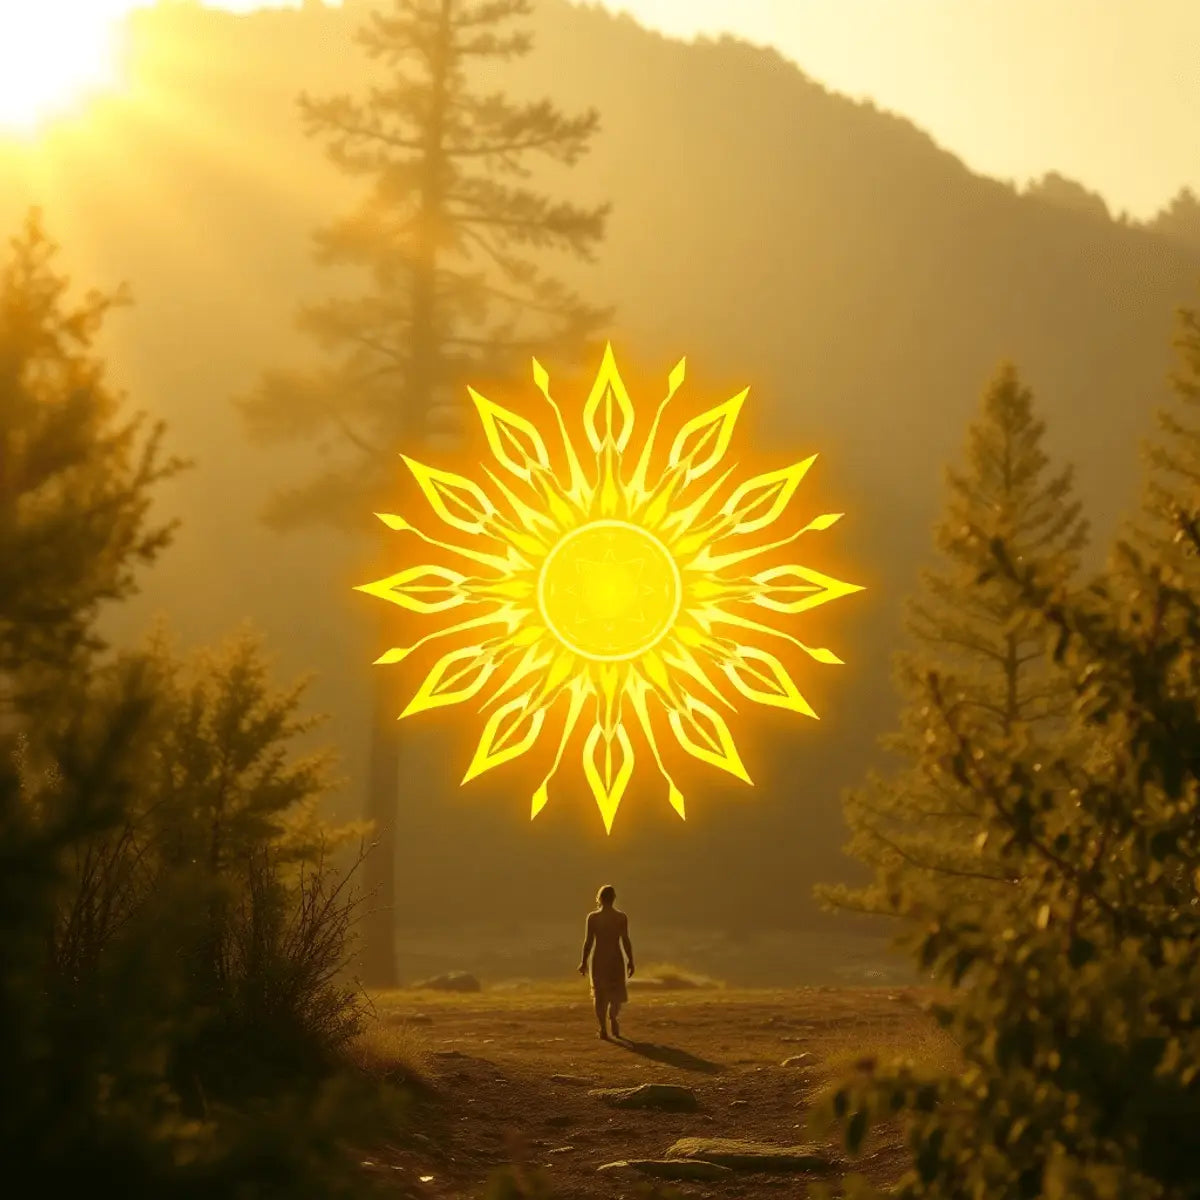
0,211 -> 397,1196
814,530 -> 1200,1199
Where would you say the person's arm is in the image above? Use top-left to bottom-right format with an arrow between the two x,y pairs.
578,914 -> 595,975
621,913 -> 634,977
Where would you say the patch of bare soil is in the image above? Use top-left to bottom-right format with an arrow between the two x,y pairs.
357,984 -> 954,1198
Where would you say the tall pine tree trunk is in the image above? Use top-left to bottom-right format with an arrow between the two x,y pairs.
283,0 -> 606,987
358,10 -> 450,989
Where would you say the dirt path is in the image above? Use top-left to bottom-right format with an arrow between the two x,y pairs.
359,984 -> 949,1197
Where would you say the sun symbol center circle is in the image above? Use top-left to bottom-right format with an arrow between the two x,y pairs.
537,519 -> 682,662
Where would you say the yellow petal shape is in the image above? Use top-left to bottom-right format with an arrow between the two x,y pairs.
627,356 -> 686,497
470,388 -> 552,482
658,467 -> 735,543
483,469 -> 560,538
371,607 -> 527,666
404,456 -> 499,535
627,672 -> 686,820
583,342 -> 636,454
355,564 -> 467,614
582,721 -> 635,834
722,645 -> 818,717
531,677 -> 590,819
803,512 -> 843,533
401,645 -> 496,717
667,388 -> 747,482
667,694 -> 752,783
374,511 -> 518,572
462,694 -> 546,783
531,356 -> 591,503
751,563 -> 865,614
719,455 -> 817,536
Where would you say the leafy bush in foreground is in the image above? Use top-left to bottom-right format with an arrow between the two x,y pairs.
815,527 -> 1200,1199
0,210 -> 399,1196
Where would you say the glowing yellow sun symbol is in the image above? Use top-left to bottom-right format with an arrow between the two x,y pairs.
357,346 -> 863,832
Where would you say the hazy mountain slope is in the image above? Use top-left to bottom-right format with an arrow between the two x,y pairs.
2,0 -> 1196,943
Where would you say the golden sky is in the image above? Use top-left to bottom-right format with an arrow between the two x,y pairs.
597,0 -> 1198,220
3,0 -> 1194,219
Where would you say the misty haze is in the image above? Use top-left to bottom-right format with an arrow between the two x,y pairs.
2,2 -> 1198,1196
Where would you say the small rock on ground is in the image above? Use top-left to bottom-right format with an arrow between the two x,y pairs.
664,1137 -> 837,1173
589,1083 -> 699,1112
411,971 -> 481,992
598,1159 -> 733,1181
628,972 -> 710,991
549,1073 -> 593,1085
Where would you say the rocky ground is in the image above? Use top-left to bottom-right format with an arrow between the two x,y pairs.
383,926 -> 912,990
355,980 -> 956,1198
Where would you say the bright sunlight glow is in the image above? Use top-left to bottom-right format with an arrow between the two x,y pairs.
357,346 -> 864,833
0,2 -> 139,133
0,2 -> 345,134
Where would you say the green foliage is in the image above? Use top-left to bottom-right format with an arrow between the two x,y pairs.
0,211 -> 398,1195
812,521 -> 1200,1199
1139,290 -> 1200,588
135,624 -> 352,871
238,0 -> 612,528
0,211 -> 188,697
30,626 -> 371,1101
1,662 -> 395,1197
180,840 -> 370,1100
821,364 -> 1088,915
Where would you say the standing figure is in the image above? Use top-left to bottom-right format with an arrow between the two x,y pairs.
578,883 -> 635,1039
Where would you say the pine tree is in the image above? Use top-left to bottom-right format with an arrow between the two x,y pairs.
238,0 -> 611,524
1137,289 -> 1200,587
237,0 -> 611,985
820,364 -> 1087,915
812,518 -> 1200,1200
0,210 -> 186,709
0,211 -> 390,1195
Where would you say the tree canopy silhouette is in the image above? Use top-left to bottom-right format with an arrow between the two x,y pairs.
0,210 -> 186,707
0,212 -> 386,1197
236,0 -> 611,984
820,364 -> 1088,916
1138,287 -> 1200,588
816,517 -> 1200,1200
238,0 -> 611,529
815,318 -> 1200,1199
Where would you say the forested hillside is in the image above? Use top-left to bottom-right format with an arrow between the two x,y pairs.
3,0 -> 1196,937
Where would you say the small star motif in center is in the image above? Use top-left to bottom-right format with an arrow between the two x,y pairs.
566,547 -> 653,627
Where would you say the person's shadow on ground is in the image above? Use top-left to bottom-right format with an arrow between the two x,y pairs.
616,1039 -> 724,1074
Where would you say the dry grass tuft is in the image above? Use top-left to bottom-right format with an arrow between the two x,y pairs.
807,1006 -> 962,1104
345,1019 -> 436,1092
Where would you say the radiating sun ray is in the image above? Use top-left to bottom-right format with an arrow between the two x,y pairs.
357,346 -> 864,832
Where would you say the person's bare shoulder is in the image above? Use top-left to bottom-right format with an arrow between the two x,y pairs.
615,908 -> 628,924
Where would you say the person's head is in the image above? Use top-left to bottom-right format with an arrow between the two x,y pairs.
597,884 -> 616,908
